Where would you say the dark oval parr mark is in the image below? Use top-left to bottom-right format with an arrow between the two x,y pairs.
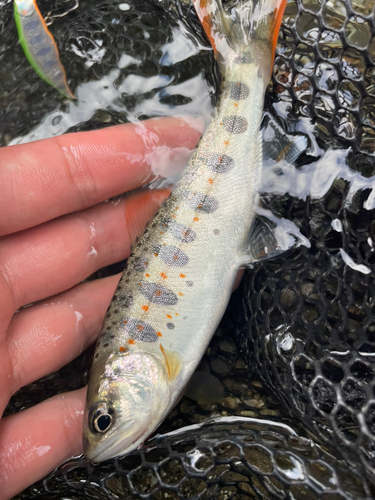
186,192 -> 219,213
230,82 -> 250,100
160,246 -> 189,267
123,318 -> 158,342
139,282 -> 178,306
167,220 -> 196,243
223,116 -> 248,134
206,153 -> 234,173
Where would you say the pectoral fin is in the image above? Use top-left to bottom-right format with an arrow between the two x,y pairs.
160,344 -> 181,381
262,115 -> 309,165
238,210 -> 310,268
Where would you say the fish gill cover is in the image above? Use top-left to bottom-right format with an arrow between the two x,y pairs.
1,0 -> 375,498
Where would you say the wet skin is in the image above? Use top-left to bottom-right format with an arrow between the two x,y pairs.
0,117 -> 203,500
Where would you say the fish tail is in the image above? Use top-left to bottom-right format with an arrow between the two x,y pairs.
193,0 -> 286,73
14,0 -> 75,98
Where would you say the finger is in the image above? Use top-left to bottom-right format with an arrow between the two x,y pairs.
6,274 -> 119,402
0,387 -> 86,500
0,188 -> 170,312
0,116 -> 202,236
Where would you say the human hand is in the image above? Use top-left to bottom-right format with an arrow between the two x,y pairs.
0,117 -> 202,500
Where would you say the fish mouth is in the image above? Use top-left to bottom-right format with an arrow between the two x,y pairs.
87,418 -> 150,463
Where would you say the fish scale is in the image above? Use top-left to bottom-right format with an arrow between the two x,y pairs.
83,0 -> 287,463
94,62 -> 263,368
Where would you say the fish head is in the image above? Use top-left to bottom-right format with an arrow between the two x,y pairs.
83,351 -> 170,462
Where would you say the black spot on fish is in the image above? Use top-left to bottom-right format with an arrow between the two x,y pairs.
139,282 -> 178,306
166,220 -> 197,243
186,281 -> 193,287
123,318 -> 158,342
186,192 -> 219,213
223,116 -> 248,134
94,352 -> 100,359
132,256 -> 148,272
213,229 -> 220,235
230,82 -> 250,100
160,246 -> 189,267
119,292 -> 133,308
167,323 -> 175,329
205,153 -> 234,173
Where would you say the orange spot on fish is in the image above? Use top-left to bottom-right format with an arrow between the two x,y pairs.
157,331 -> 162,337
160,272 -> 167,279
123,320 -> 128,324
193,217 -> 199,222
175,207 -> 178,210
234,103 -> 238,107
180,273 -> 186,278
198,203 -> 202,209
208,178 -> 213,184
137,324 -> 144,331
224,140 -> 229,145
167,314 -> 172,319
128,339 -> 136,345
119,346 -> 127,353
142,305 -> 149,311
175,313 -> 179,316
145,273 -> 150,277
220,122 -> 223,125
179,292 -> 184,296
154,252 -> 158,257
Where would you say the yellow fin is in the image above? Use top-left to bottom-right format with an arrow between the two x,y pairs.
160,344 -> 181,381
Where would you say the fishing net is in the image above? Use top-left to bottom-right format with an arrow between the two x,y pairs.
1,0 -> 375,498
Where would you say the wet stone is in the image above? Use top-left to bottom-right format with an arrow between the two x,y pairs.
345,16 -> 371,50
244,445 -> 273,473
210,357 -> 231,375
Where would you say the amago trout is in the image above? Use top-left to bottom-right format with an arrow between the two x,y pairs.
83,0 -> 287,462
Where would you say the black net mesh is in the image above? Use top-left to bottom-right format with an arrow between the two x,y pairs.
1,0 -> 375,498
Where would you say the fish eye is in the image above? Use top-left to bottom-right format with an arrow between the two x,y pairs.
89,402 -> 115,434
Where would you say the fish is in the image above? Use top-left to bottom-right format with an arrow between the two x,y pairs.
83,0 -> 287,463
14,0 -> 74,98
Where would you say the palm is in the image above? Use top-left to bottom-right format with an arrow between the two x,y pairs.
0,117 -> 201,500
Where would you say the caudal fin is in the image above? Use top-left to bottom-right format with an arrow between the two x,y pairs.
193,0 -> 286,73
